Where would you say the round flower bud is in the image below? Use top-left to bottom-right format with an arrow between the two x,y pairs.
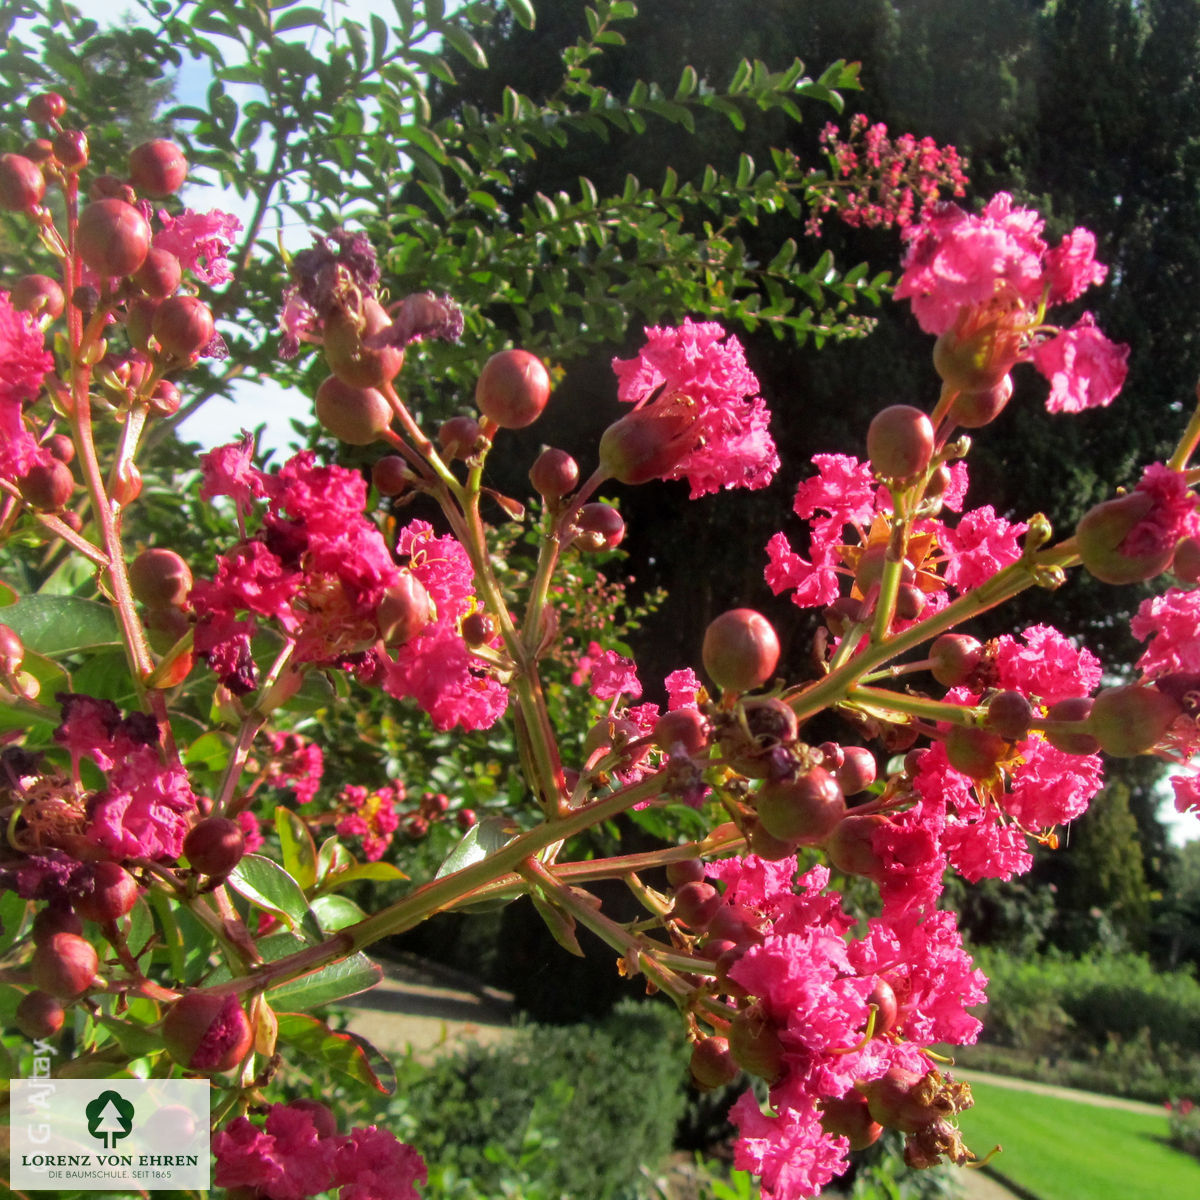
728,1008 -> 785,1083
0,622 -> 24,675
323,300 -> 405,389
598,406 -> 694,485
23,138 -> 54,164
1076,491 -> 1175,585
702,608 -> 780,693
73,861 -> 140,924
945,724 -> 1007,780
42,434 -> 74,463
52,129 -> 88,171
820,1093 -> 883,1151
183,817 -> 246,878
130,547 -> 193,610
933,324 -> 1011,392
929,633 -> 983,688
315,375 -> 393,445
835,745 -> 876,796
1088,684 -> 1182,757
28,92 -> 67,123
152,295 -> 215,359
149,380 -> 182,419
133,247 -> 183,299
1174,535 -> 1200,583
949,373 -> 1013,428
653,708 -> 709,756
670,881 -> 721,930
12,273 -> 64,319
128,139 -> 188,196
372,455 -> 409,496
717,696 -> 798,779
144,604 -> 191,655
1044,696 -> 1101,755
866,405 -> 935,480
460,611 -> 494,646
576,503 -> 625,551
747,818 -> 800,862
824,814 -> 888,880
690,1036 -> 740,1091
862,1066 -> 942,1134
868,978 -> 899,1035
665,858 -> 706,889
77,198 -> 151,277
475,349 -> 551,429
19,460 -> 73,511
529,447 -> 579,501
0,153 -> 45,210
16,990 -> 66,1038
437,415 -> 482,459
378,573 -> 435,645
986,690 -> 1034,740
456,808 -> 477,830
89,173 -> 134,202
161,992 -> 253,1072
755,768 -> 845,844
32,905 -> 83,944
31,932 -> 98,1000
853,544 -> 916,593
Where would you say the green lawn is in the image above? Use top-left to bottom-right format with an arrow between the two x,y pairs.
956,1080 -> 1199,1200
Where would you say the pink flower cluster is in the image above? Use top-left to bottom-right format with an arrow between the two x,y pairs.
151,206 -> 241,286
709,859 -> 984,1198
334,782 -> 404,860
896,193 -> 1128,412
808,114 -> 968,235
262,730 -> 326,805
611,319 -> 779,498
765,453 -> 1024,619
0,289 -> 54,483
213,1100 -> 426,1200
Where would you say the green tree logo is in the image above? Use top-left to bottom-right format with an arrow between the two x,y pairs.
85,1090 -> 135,1150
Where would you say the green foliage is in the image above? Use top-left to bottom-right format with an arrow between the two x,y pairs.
353,1000 -> 687,1199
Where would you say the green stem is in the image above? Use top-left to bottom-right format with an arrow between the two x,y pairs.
1168,385 -> 1200,471
847,685 -> 980,725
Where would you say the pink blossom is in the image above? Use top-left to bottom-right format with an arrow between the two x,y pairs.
730,1090 -> 848,1200
332,1126 -> 427,1200
765,532 -> 841,609
589,649 -> 642,700
611,319 -> 778,498
264,732 -> 325,804
238,810 -> 265,853
199,434 -> 267,507
1043,228 -> 1107,304
335,783 -> 404,860
792,454 -> 877,528
1032,314 -> 1129,412
1121,464 -> 1200,559
213,1103 -> 338,1199
1006,739 -> 1103,828
0,290 -> 54,482
153,207 -> 241,285
993,624 -> 1102,703
1171,774 -> 1200,814
940,506 -> 1027,591
664,667 -> 702,710
1132,587 -> 1200,678
89,753 -> 198,859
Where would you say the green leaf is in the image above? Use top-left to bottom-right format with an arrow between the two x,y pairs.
310,893 -> 367,931
504,0 -> 536,30
317,860 -> 408,893
441,24 -> 487,70
0,891 -> 27,955
436,815 -> 521,879
275,806 -> 318,891
674,64 -> 697,100
276,1011 -> 395,1093
183,730 -> 233,774
0,579 -> 17,606
227,854 -> 323,942
95,1013 -> 162,1058
273,6 -> 327,34
530,891 -> 583,957
266,950 -> 383,1011
2,595 -> 119,656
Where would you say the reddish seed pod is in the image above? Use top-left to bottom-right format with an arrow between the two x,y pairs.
1174,536 -> 1200,583
945,725 -> 1007,780
372,455 -> 409,496
475,349 -> 551,429
835,746 -> 876,796
598,405 -> 695,485
437,415 -> 482,459
895,584 -> 926,620
460,611 -> 494,646
653,708 -> 709,756
0,622 -> 24,675
153,295 -> 215,359
149,380 -> 182,419
16,990 -> 66,1039
128,139 -> 188,196
1076,491 -> 1173,585
314,375 -> 393,445
702,608 -> 780,693
986,690 -> 1034,740
323,300 -> 405,389
728,1008 -> 785,1083
866,404 -> 935,479
824,814 -> 889,880
144,604 -> 191,655
925,463 -> 952,499
820,1092 -> 883,1151
130,547 -> 194,610
1088,684 -> 1182,757
755,768 -> 846,844
576,502 -> 625,551
19,460 -> 73,511
868,978 -> 899,1035
88,173 -> 135,203
31,932 -> 98,1000
23,138 -> 54,164
52,129 -> 88,171
665,858 -> 706,889
378,573 -> 434,645
1044,696 -> 1101,755
12,273 -> 64,319
853,544 -> 916,593
73,861 -> 140,923
28,92 -> 67,123
529,447 -> 580,501
862,1066 -> 941,1134
671,881 -> 721,929
933,325 -> 1010,392
42,434 -> 74,463
949,373 -> 1013,428
161,992 -> 254,1072
456,808 -> 477,830
183,817 -> 246,878
133,247 -> 183,299
77,198 -> 151,277
929,633 -> 983,688
0,153 -> 45,210
690,1036 -> 740,1091
747,818 -> 800,862
32,905 -> 83,944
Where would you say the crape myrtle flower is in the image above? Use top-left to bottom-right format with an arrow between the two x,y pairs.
0,289 -> 54,483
